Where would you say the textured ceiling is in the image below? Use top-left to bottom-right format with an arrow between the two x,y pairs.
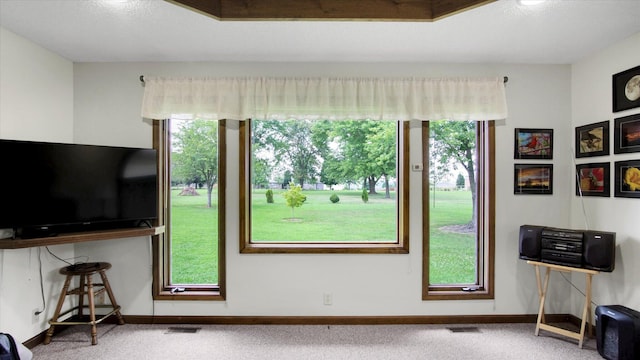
0,0 -> 639,64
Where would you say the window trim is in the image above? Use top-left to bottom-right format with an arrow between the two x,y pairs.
421,121 -> 495,300
239,119 -> 410,254
152,119 -> 226,301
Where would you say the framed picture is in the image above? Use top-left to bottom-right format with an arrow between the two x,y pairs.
612,65 -> 640,112
576,162 -> 610,197
514,128 -> 553,159
614,159 -> 640,198
614,113 -> 640,154
575,121 -> 609,158
514,164 -> 553,195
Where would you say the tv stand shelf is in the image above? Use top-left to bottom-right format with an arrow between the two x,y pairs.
0,226 -> 164,249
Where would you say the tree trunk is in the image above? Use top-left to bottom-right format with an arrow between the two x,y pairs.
207,183 -> 213,208
465,154 -> 477,228
368,175 -> 377,194
384,174 -> 390,199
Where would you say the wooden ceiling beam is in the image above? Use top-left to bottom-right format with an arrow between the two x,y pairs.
167,0 -> 495,21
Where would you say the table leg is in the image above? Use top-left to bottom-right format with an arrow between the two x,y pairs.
535,267 -> 551,336
578,273 -> 593,348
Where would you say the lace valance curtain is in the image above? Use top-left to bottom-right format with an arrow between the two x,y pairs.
140,76 -> 507,121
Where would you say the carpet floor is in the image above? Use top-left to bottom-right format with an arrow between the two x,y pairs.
31,323 -> 604,360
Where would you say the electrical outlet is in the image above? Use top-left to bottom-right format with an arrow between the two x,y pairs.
323,293 -> 333,306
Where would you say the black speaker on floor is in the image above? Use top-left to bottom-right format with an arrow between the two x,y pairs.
519,225 -> 544,260
583,230 -> 616,272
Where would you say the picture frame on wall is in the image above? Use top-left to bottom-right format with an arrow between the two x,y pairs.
575,121 -> 609,158
614,159 -> 640,198
612,65 -> 640,112
576,162 -> 610,197
614,113 -> 640,154
514,128 -> 553,160
514,164 -> 553,195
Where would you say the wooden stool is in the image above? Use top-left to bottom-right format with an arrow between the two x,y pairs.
44,262 -> 125,345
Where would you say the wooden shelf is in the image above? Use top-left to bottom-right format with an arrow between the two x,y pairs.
0,226 -> 164,249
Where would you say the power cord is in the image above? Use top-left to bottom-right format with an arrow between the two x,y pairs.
559,271 -> 599,309
34,247 -> 91,317
45,246 -> 74,266
34,247 -> 45,316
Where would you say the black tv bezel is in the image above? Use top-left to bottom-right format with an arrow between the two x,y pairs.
0,139 -> 158,238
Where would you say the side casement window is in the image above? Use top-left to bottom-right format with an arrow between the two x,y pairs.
152,119 -> 226,300
422,120 -> 495,300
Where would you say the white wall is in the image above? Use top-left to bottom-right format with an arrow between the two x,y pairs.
0,27 -> 75,342
72,62 -> 573,318
570,32 -> 640,313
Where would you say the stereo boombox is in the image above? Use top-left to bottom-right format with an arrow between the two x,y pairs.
519,224 -> 616,272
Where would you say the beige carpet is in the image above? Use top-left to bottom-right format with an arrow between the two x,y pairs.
31,323 -> 604,360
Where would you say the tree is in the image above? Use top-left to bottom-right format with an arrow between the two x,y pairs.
172,119 -> 218,208
282,182 -> 306,219
252,157 -> 270,188
456,173 -> 466,189
253,119 -> 321,187
328,120 -> 396,195
429,120 -> 477,226
365,121 -> 396,198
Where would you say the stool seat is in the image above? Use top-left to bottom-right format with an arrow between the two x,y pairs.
44,262 -> 124,345
61,261 -> 111,275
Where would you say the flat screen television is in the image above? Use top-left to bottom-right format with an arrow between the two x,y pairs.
596,305 -> 640,360
0,139 -> 157,238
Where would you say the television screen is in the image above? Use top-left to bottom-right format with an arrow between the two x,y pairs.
0,139 -> 157,237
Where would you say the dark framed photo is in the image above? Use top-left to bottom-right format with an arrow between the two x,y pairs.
576,162 -> 610,197
514,128 -> 553,159
514,164 -> 553,195
614,159 -> 640,198
575,121 -> 609,158
614,113 -> 640,154
612,65 -> 640,112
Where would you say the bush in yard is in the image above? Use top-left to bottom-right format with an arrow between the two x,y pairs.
329,194 -> 340,203
265,189 -> 274,203
361,189 -> 369,203
282,182 -> 306,218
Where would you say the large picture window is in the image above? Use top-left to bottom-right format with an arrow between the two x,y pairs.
152,119 -> 226,300
240,119 -> 409,253
422,120 -> 494,300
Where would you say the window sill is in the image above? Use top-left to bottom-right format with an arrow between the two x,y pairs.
155,289 -> 224,301
423,288 -> 493,301
240,242 -> 409,254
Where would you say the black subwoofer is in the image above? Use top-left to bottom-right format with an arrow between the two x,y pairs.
583,230 -> 616,272
519,225 -> 544,261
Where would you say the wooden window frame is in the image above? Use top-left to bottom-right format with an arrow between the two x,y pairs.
421,121 -> 495,300
151,119 -> 226,301
239,119 -> 410,254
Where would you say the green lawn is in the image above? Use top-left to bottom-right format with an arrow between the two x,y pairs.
169,188 -> 476,285
252,189 -> 396,242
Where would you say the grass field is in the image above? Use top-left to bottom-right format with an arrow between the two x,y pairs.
169,188 -> 476,285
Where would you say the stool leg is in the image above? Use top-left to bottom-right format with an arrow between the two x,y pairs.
99,269 -> 125,325
44,274 -> 73,345
78,273 -> 86,318
86,274 -> 98,345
